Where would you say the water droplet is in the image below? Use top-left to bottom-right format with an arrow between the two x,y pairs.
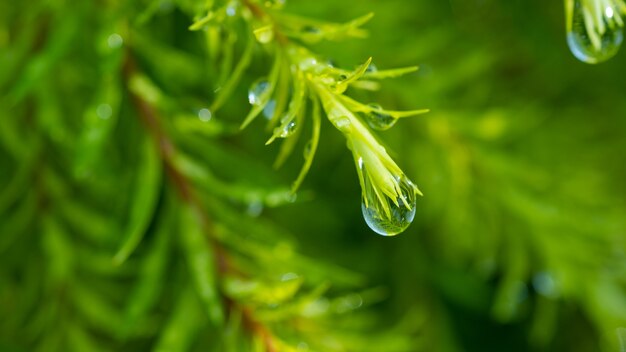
302,298 -> 330,317
301,25 -> 321,34
280,272 -> 299,281
567,0 -> 624,64
263,99 -> 276,120
532,272 -> 558,298
248,78 -> 270,105
366,62 -> 378,73
198,108 -> 212,122
298,56 -> 318,71
365,103 -> 396,130
303,140 -> 312,158
246,200 -> 263,217
264,0 -> 286,8
226,2 -> 237,16
361,170 -> 417,236
300,25 -> 322,42
275,121 -> 297,138
333,116 -> 352,133
159,0 -> 174,12
96,104 -> 112,119
254,25 -> 274,44
107,33 -> 123,49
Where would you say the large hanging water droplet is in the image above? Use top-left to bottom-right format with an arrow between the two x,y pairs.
361,169 -> 417,236
365,103 -> 396,131
566,0 -> 624,64
248,78 -> 270,106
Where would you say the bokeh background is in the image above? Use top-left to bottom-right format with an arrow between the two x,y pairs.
1,0 -> 625,351
274,0 -> 626,351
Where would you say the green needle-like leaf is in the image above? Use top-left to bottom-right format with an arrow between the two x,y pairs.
113,137 -> 162,265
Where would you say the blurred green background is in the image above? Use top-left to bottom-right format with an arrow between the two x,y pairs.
1,0 -> 625,351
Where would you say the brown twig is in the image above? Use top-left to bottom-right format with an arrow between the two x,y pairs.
122,52 -> 276,352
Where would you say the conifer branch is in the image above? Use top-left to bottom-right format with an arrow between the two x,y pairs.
122,50 -> 276,352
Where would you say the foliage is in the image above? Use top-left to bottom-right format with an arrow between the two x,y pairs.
1,0 -> 625,352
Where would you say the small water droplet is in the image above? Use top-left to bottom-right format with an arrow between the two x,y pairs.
107,33 -> 123,49
366,62 -> 378,73
303,140 -> 312,158
159,0 -> 174,12
226,2 -> 237,16
300,25 -> 322,42
333,116 -> 352,133
96,104 -> 112,119
276,121 -> 297,138
302,297 -> 330,317
532,272 -> 558,298
335,293 -> 363,313
280,272 -> 299,281
365,103 -> 396,130
263,99 -> 276,120
567,0 -> 624,64
298,56 -> 318,71
254,25 -> 274,44
246,200 -> 263,217
361,169 -> 417,236
248,78 -> 270,105
301,25 -> 320,34
198,108 -> 212,122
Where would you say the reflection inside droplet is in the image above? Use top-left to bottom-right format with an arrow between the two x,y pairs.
365,103 -> 396,131
566,0 -> 624,64
280,121 -> 296,137
360,166 -> 417,236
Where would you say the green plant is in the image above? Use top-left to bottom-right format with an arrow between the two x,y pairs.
2,0 -> 626,352
0,0 -> 425,351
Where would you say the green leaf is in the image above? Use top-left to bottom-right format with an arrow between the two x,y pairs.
113,137 -> 162,265
211,30 -> 255,112
0,192 -> 35,252
330,57 -> 372,94
240,50 -> 283,129
0,150 -> 36,216
41,214 -> 74,284
291,97 -> 321,193
364,66 -> 419,79
276,12 -> 374,43
266,70 -> 306,147
339,94 -> 429,119
122,202 -> 174,334
180,203 -> 224,326
154,286 -> 206,352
